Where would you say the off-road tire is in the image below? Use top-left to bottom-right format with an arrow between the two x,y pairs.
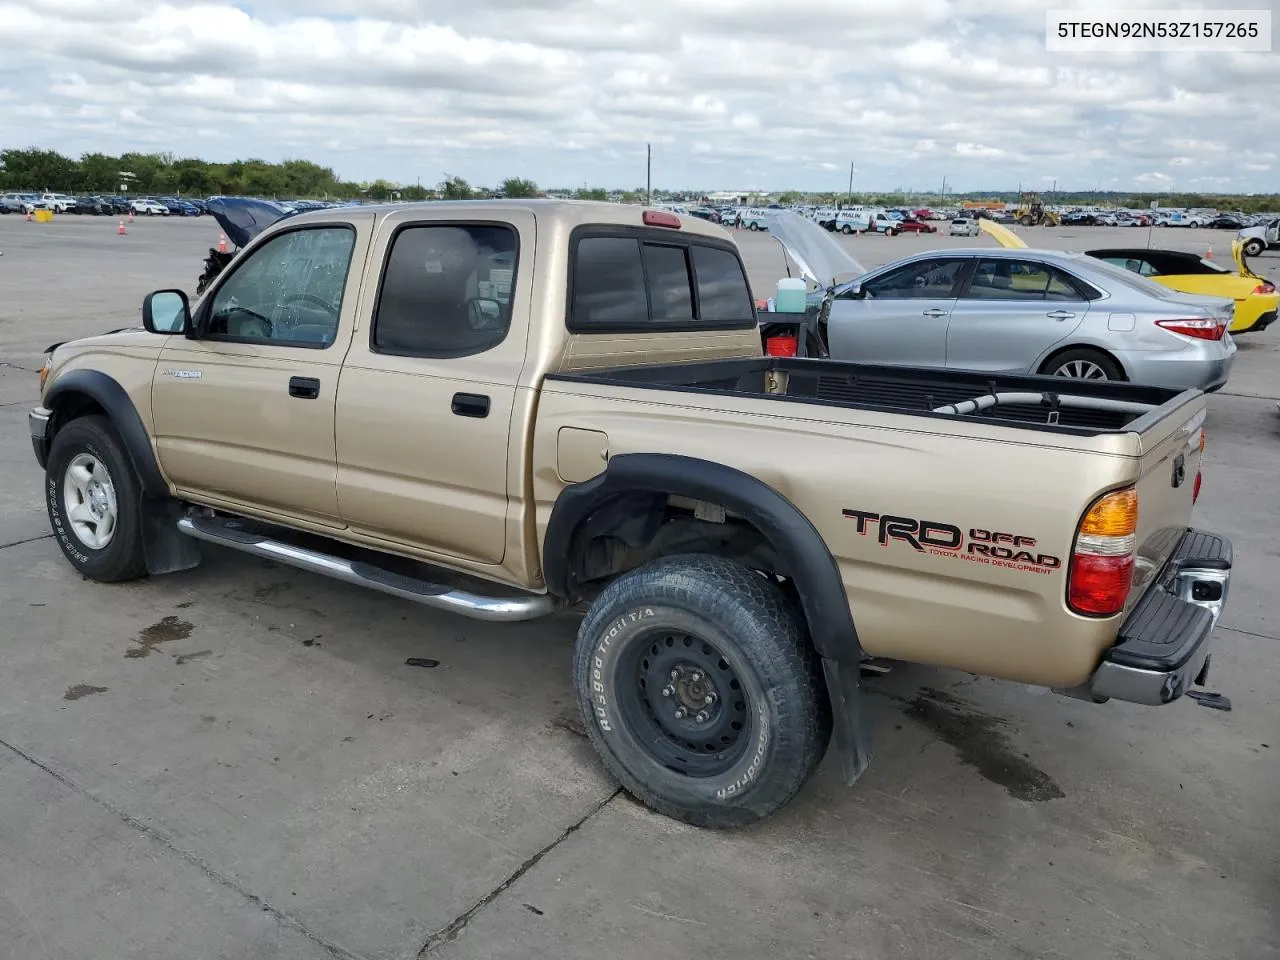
573,554 -> 831,828
46,415 -> 147,582
1243,238 -> 1265,259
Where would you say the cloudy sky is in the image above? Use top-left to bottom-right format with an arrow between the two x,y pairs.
1,0 -> 1275,192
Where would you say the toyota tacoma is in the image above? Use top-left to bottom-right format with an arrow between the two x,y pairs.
30,200 -> 1233,827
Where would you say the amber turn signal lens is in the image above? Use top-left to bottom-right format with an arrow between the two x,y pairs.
38,361 -> 50,390
1079,487 -> 1138,538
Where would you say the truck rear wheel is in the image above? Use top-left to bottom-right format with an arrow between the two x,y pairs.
573,554 -> 831,828
45,415 -> 147,582
1243,238 -> 1265,258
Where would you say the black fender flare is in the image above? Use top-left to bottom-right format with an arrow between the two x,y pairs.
44,369 -> 170,499
543,453 -> 863,665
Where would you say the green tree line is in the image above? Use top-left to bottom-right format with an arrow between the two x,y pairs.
0,147 -> 631,203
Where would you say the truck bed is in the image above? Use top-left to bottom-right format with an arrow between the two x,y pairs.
548,357 -> 1193,436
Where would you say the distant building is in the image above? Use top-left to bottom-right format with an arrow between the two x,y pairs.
706,190 -> 758,204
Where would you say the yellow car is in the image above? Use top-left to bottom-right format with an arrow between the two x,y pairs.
976,221 -> 1278,334
1083,244 -> 1277,334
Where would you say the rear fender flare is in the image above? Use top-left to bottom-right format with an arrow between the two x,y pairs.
543,453 -> 863,665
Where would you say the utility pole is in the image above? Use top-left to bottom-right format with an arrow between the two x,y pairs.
847,161 -> 854,203
645,143 -> 651,205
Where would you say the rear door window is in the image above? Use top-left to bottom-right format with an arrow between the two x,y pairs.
964,259 -> 1086,302
569,231 -> 754,332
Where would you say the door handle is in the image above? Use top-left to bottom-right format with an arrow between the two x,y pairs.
1047,310 -> 1077,320
922,308 -> 949,318
451,392 -> 490,418
288,376 -> 321,399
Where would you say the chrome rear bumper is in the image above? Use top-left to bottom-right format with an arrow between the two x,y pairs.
1087,529 -> 1232,706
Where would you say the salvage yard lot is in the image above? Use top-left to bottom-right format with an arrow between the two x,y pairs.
0,216 -> 1277,960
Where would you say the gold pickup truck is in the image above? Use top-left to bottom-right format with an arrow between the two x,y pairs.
29,201 -> 1233,828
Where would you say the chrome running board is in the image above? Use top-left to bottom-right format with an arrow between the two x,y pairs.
177,515 -> 560,623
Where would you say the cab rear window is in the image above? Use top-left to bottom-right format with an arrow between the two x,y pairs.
568,228 -> 755,333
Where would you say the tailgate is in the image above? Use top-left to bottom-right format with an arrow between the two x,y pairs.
1126,395 -> 1208,610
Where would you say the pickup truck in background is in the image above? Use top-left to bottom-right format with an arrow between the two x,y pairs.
30,201 -> 1233,827
1239,217 -> 1279,259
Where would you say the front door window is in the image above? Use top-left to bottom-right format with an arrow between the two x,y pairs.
206,226 -> 356,347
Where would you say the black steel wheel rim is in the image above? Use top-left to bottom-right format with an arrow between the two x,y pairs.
615,629 -> 751,778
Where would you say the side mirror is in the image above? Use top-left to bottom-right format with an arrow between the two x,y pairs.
142,290 -> 190,335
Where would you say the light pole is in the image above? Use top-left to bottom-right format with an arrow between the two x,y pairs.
646,143 -> 651,205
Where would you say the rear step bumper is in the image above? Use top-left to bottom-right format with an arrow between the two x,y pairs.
1088,528 -> 1233,706
177,515 -> 561,623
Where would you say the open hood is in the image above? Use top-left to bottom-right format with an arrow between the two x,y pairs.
1231,238 -> 1263,280
206,196 -> 298,249
979,219 -> 1028,249
763,210 -> 865,288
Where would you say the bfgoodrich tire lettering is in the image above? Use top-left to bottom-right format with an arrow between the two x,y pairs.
573,554 -> 831,828
45,415 -> 147,582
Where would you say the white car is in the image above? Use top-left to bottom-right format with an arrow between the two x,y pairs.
948,218 -> 981,237
131,199 -> 170,216
39,193 -> 75,212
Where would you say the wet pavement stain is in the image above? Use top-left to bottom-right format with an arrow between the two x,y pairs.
175,650 -> 213,665
126,616 -> 194,659
253,581 -> 292,600
63,684 -> 108,701
904,687 -> 1064,802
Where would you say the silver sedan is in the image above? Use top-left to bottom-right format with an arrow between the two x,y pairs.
822,248 -> 1236,391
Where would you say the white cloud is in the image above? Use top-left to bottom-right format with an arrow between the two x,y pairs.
0,0 -> 1275,190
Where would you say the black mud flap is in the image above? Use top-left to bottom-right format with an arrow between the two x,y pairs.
141,497 -> 202,575
823,657 -> 874,786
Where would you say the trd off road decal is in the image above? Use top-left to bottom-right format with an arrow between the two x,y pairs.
842,509 -> 1062,575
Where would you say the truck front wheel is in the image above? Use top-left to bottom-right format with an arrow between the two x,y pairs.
1242,238 -> 1265,258
573,554 -> 831,828
45,415 -> 147,582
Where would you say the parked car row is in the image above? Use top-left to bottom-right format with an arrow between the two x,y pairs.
0,192 -> 215,216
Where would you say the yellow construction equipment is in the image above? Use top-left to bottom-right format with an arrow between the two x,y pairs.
1015,192 -> 1060,227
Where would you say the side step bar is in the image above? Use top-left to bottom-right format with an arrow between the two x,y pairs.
177,516 -> 561,623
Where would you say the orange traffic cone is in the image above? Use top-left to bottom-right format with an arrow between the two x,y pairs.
118,219 -> 127,236
128,210 -> 134,223
1205,245 -> 1213,260
24,209 -> 32,222
217,233 -> 228,253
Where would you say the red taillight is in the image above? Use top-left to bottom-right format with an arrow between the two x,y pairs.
1156,318 -> 1226,341
1068,487 -> 1138,617
1069,554 -> 1136,616
642,210 -> 682,229
1254,283 -> 1276,295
